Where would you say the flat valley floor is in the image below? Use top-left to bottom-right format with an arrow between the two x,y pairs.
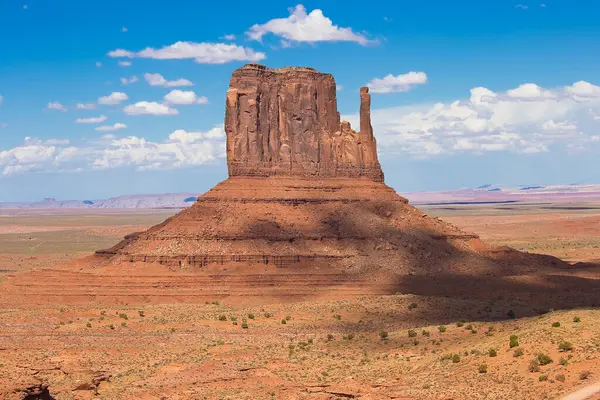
1,203 -> 600,399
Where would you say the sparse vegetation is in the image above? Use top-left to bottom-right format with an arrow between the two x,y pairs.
247,313 -> 255,320
556,374 -> 566,382
281,319 -> 287,325
478,363 -> 487,373
119,313 -> 128,320
539,374 -> 548,382
408,303 -> 418,310
552,321 -> 561,328
573,316 -> 581,323
529,359 -> 541,373
379,331 -> 389,341
408,330 -> 417,338
559,357 -> 568,366
537,353 -> 553,366
514,348 -> 525,357
558,341 -> 573,352
438,325 -> 447,333
488,348 -> 497,357
452,354 -> 460,363
509,335 -> 519,348
218,314 -> 227,321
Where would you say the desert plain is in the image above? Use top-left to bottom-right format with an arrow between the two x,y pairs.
1,201 -> 600,400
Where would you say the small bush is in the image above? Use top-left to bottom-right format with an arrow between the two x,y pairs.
438,325 -> 447,333
281,319 -> 287,324
218,314 -> 227,321
488,348 -> 497,357
559,357 -> 568,366
580,371 -> 592,380
119,313 -> 128,320
514,348 -> 525,357
478,363 -> 488,373
263,312 -> 273,318
529,359 -> 541,373
471,329 -> 478,334
285,315 -> 291,321
552,321 -> 561,328
558,341 -> 573,352
379,331 -> 389,340
537,353 -> 553,366
422,330 -> 430,337
556,374 -> 566,382
121,322 -> 126,327
465,324 -> 473,330
456,321 -> 464,327
408,303 -> 418,310
573,316 -> 581,323
138,310 -> 145,317
452,354 -> 461,363
307,338 -> 313,344
509,335 -> 519,348
343,333 -> 355,340
408,330 -> 417,338
241,322 -> 249,329
247,313 -> 255,320
109,324 -> 115,330
539,374 -> 548,382
327,334 -> 334,341
333,314 -> 342,320
86,322 -> 92,328
440,353 -> 453,361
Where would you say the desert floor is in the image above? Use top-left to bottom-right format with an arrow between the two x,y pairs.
1,203 -> 599,400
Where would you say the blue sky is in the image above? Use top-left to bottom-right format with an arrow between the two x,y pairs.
1,0 -> 600,201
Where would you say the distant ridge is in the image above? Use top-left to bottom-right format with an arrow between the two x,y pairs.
0,193 -> 201,209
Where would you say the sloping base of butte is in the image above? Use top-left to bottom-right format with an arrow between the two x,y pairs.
1,64 -> 585,307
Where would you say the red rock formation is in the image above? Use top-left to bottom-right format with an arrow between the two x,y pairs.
225,63 -> 383,181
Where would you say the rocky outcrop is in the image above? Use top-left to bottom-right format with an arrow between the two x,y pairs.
225,63 -> 383,181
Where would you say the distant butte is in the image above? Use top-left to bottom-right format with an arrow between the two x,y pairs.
9,63 -> 571,304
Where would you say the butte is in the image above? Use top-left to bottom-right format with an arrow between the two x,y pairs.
4,64 -> 589,307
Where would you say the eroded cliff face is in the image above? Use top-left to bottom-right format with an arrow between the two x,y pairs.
225,63 -> 383,181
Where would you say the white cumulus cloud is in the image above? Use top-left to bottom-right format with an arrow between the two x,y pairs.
108,41 -> 266,64
76,103 -> 96,110
367,72 -> 428,93
47,102 -> 67,112
124,101 -> 179,116
120,76 -> 139,85
143,73 -> 193,88
95,123 -> 127,132
246,4 -> 374,46
343,80 -> 600,158
75,115 -> 107,124
98,92 -> 129,105
118,61 -> 132,67
163,90 -> 208,105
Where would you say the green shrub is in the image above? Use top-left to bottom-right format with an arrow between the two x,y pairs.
241,322 -> 249,329
408,303 -> 418,310
513,348 -> 525,357
281,319 -> 287,324
552,321 -> 561,328
333,314 -> 342,320
456,321 -> 464,327
247,313 -> 255,320
285,315 -> 291,321
488,348 -> 497,357
539,374 -> 548,382
556,374 -> 566,382
408,330 -> 417,338
422,330 -> 430,337
452,354 -> 461,363
343,333 -> 355,340
478,363 -> 488,373
509,335 -> 519,348
559,341 -> 573,352
119,313 -> 128,320
573,316 -> 581,323
218,314 -> 227,321
537,353 -> 553,366
559,357 -> 568,366
86,322 -> 92,328
379,331 -> 389,340
121,322 -> 126,327
438,325 -> 447,333
308,338 -> 313,344
471,329 -> 477,334
263,312 -> 273,318
109,324 -> 115,330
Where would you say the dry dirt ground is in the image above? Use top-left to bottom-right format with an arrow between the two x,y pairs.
1,204 -> 599,400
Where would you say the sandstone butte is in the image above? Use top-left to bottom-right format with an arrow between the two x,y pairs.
2,63 -> 585,306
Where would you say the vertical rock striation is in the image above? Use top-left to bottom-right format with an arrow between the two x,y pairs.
225,63 -> 383,181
